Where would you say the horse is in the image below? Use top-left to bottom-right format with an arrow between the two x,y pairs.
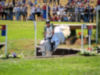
39,25 -> 71,56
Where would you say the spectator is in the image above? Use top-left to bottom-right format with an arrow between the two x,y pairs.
48,5 -> 51,20
0,3 -> 3,19
90,6 -> 94,22
21,4 -> 27,21
28,0 -> 33,7
0,0 -> 5,6
30,4 -> 36,20
22,0 -> 26,4
36,5 -> 42,21
97,0 -> 100,5
84,6 -> 90,22
13,4 -> 21,20
42,4 -> 46,19
58,5 -> 65,17
35,0 -> 37,5
62,14 -> 68,21
49,0 -> 52,4
17,0 -> 22,6
75,5 -> 78,21
52,14 -> 59,21
43,0 -> 47,3
53,0 -> 56,4
2,3 -> 8,20
8,3 -> 13,20
80,5 -> 85,22
12,0 -> 15,6
0,0 -> 96,22
57,0 -> 60,5
77,5 -> 81,22
52,5 -> 57,15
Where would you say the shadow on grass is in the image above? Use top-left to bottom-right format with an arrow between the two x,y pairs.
53,48 -> 79,56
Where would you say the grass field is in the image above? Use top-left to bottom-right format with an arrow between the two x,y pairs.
0,20 -> 100,75
0,20 -> 92,56
0,56 -> 100,75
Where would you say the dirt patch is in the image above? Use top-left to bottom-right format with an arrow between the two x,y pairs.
66,38 -> 87,45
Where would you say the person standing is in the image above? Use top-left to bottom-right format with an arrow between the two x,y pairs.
36,5 -> 42,21
77,5 -> 81,22
22,0 -> 26,4
30,4 -> 36,20
8,3 -> 13,20
43,0 -> 47,3
48,5 -> 51,20
57,0 -> 60,5
12,0 -> 15,6
80,5 -> 85,22
0,0 -> 5,6
90,6 -> 94,22
3,4 -> 8,20
21,4 -> 27,21
13,5 -> 21,20
35,0 -> 37,5
52,5 -> 57,15
28,0 -> 33,7
84,6 -> 90,22
75,5 -> 78,22
49,0 -> 52,4
0,3 -> 3,20
42,4 -> 46,19
97,0 -> 100,5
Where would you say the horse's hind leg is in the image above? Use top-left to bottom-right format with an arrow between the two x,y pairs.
46,50 -> 52,56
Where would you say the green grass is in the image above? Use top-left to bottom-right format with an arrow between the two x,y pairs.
0,56 -> 100,75
0,20 -> 93,56
0,20 -> 97,55
0,21 -> 44,41
0,20 -> 99,75
0,20 -> 45,56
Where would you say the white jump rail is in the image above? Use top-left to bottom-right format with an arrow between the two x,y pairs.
54,24 -> 96,29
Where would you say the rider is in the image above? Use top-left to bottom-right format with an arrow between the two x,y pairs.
44,20 -> 55,52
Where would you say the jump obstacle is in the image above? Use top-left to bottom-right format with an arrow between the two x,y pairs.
35,23 -> 96,56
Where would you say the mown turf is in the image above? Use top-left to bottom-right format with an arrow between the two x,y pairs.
0,20 -> 92,56
0,20 -> 45,56
0,20 -> 99,75
0,56 -> 100,75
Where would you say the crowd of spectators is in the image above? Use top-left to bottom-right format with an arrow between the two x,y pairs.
43,0 -> 60,5
0,0 -> 97,22
0,0 -> 28,20
51,0 -> 96,22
